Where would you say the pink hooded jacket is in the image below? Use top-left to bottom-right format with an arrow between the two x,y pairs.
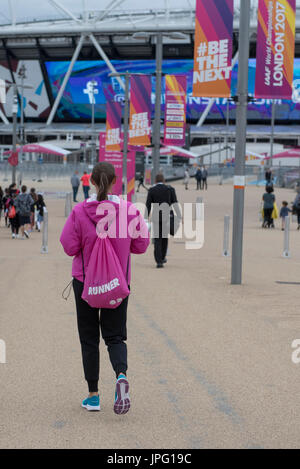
60,194 -> 150,283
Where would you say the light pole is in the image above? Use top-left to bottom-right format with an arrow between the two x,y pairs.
11,86 -> 18,185
90,79 -> 98,165
270,100 -> 276,167
231,0 -> 251,285
109,72 -> 130,196
18,62 -> 26,186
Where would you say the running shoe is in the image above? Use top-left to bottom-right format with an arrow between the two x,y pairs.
81,395 -> 100,411
114,374 -> 130,415
24,231 -> 29,239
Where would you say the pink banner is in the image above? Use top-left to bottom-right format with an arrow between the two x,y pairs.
105,101 -> 122,151
193,0 -> 234,97
255,0 -> 296,99
99,132 -> 136,201
163,75 -> 187,147
129,75 -> 152,146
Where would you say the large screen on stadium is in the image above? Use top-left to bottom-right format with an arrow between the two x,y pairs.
45,59 -> 300,122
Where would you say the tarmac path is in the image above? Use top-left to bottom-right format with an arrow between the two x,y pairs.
1,181 -> 300,448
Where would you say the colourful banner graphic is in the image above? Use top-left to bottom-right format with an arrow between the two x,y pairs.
192,0 -> 233,97
255,0 -> 296,99
105,101 -> 122,151
99,132 -> 136,201
129,75 -> 151,146
164,75 -> 187,147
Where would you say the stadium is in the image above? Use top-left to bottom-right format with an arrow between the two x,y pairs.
0,0 -> 300,182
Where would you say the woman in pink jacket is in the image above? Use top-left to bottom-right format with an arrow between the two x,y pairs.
60,162 -> 149,414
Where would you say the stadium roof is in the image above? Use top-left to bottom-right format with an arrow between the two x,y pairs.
0,0 -> 292,36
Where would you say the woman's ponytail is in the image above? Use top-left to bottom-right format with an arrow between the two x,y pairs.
91,162 -> 116,201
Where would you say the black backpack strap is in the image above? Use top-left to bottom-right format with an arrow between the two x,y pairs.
81,250 -> 85,281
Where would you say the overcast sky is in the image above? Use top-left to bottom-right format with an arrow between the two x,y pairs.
0,0 -> 258,25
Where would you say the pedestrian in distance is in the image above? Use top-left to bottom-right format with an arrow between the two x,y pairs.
202,166 -> 208,190
262,185 -> 275,228
2,188 -> 10,228
146,173 -> 181,268
8,193 -> 20,239
81,171 -> 91,200
71,171 -> 80,202
30,188 -> 38,232
60,162 -> 149,414
15,185 -> 34,239
136,173 -> 148,193
265,168 -> 272,185
195,166 -> 202,190
183,168 -> 190,190
0,186 -> 3,223
35,193 -> 46,232
280,201 -> 292,231
293,191 -> 300,230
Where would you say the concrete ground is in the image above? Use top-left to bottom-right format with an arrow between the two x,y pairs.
1,177 -> 300,449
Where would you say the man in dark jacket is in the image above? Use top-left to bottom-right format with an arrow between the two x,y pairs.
146,173 -> 180,268
195,167 -> 202,190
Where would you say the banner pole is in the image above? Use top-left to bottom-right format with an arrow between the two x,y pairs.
152,32 -> 163,184
122,72 -> 130,197
231,0 -> 251,285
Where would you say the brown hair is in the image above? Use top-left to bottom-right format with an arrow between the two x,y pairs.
155,173 -> 165,184
91,162 -> 116,201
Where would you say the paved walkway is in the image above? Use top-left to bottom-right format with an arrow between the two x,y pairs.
1,179 -> 300,448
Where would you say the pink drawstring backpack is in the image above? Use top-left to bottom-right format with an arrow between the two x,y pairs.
81,235 -> 130,309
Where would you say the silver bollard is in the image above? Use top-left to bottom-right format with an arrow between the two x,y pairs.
196,196 -> 203,220
65,192 -> 72,218
283,215 -> 291,258
41,208 -> 48,254
223,215 -> 230,257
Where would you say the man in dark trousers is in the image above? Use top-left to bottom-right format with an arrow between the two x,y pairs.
146,173 -> 180,268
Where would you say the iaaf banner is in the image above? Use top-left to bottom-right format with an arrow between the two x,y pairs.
105,101 -> 122,151
99,132 -> 136,202
193,0 -> 233,97
164,75 -> 187,147
129,75 -> 151,146
255,0 -> 296,99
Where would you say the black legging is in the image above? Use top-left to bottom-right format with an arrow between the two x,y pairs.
264,208 -> 273,227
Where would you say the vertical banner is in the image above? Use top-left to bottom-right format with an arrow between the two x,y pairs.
129,75 -> 152,146
193,0 -> 233,97
99,133 -> 136,201
163,75 -> 187,147
255,0 -> 296,99
105,101 -> 122,151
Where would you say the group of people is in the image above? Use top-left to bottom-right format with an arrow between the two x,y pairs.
0,184 -> 46,239
183,166 -> 208,190
70,170 -> 91,202
261,177 -> 300,231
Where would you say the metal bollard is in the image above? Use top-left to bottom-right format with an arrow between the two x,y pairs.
283,215 -> 291,258
41,208 -> 48,254
65,192 -> 72,218
223,215 -> 230,257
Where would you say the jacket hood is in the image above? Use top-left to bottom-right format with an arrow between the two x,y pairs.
82,193 -> 123,225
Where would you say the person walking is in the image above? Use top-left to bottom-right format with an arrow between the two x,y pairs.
195,167 -> 202,190
262,185 -> 275,228
71,171 -> 80,202
280,201 -> 292,231
183,168 -> 190,190
293,191 -> 300,230
0,186 -> 3,223
202,166 -> 208,190
146,173 -> 180,268
265,168 -> 272,185
15,185 -> 34,239
8,193 -> 20,239
2,188 -> 10,227
35,193 -> 46,232
30,188 -> 38,232
60,162 -> 149,414
136,173 -> 148,193
81,171 -> 91,200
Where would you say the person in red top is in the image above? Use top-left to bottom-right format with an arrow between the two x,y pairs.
81,171 -> 91,200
